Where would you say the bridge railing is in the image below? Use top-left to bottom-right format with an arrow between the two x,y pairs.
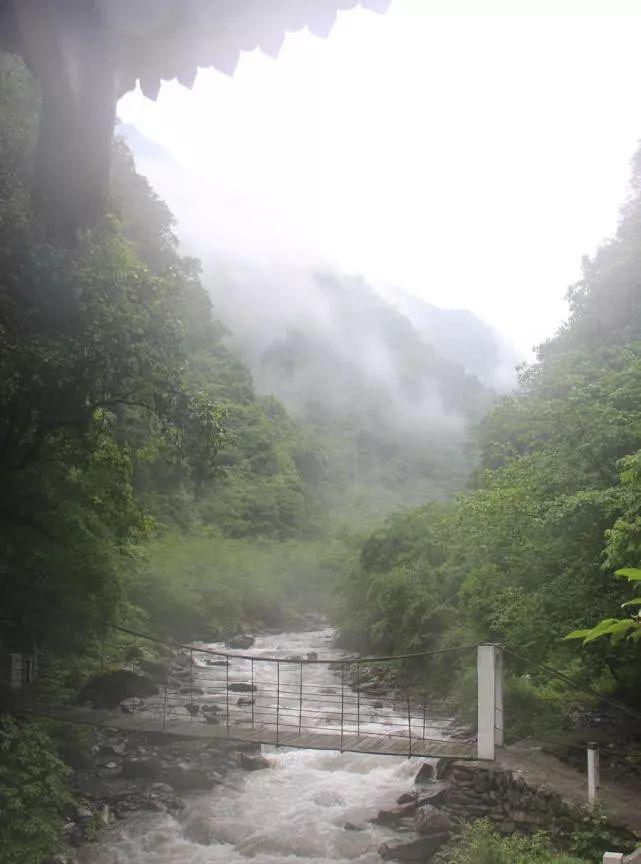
1,628 -> 492,756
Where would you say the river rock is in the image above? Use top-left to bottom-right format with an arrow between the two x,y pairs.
238,752 -> 273,771
138,660 -> 169,684
228,682 -> 258,693
372,802 -> 418,825
208,660 -> 230,667
414,804 -> 452,836
185,703 -> 200,714
378,833 -> 449,862
414,762 -> 435,784
307,652 -> 318,660
237,696 -> 255,706
163,763 -> 214,790
121,757 -> 162,780
397,791 -> 418,805
344,822 -> 364,831
77,670 -> 158,709
226,635 -> 255,650
179,686 -> 204,695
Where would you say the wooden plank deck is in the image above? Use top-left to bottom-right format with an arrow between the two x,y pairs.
1,698 -> 479,760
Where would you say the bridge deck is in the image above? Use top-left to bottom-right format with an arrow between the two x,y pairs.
3,700 -> 478,759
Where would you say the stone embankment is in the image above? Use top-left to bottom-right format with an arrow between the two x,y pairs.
375,759 -> 638,863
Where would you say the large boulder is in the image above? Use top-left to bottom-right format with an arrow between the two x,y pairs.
78,670 -> 158,709
414,805 -> 452,836
226,635 -> 255,650
238,752 -> 273,771
163,763 -> 215,791
379,833 -> 449,862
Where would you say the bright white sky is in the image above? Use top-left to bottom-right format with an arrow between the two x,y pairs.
118,0 -> 641,359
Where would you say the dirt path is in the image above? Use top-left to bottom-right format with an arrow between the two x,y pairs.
497,739 -> 641,835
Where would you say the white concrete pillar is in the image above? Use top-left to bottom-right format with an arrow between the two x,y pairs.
477,644 -> 502,760
494,647 -> 504,748
587,746 -> 599,805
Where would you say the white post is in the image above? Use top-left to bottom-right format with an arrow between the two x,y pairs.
602,854 -> 623,863
494,647 -> 504,748
477,645 -> 502,760
587,746 -> 599,805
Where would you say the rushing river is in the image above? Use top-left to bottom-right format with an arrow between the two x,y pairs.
79,628 -> 440,864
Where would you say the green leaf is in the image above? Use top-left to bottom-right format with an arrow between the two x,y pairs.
621,598 -> 641,607
564,629 -> 592,640
584,619 -> 635,642
614,568 -> 641,582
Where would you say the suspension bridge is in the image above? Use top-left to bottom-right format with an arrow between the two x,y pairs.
0,629 -> 503,761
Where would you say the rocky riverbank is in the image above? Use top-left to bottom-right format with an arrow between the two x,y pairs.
372,758 -> 638,862
50,726 -> 271,863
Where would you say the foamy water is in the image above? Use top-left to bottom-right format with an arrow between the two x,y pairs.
78,629 -> 439,864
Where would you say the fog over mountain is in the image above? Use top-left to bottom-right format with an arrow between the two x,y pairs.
119,123 -> 515,517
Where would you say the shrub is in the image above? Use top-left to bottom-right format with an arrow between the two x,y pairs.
442,819 -> 587,864
0,715 -> 74,864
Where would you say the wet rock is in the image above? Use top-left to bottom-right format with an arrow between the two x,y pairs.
185,702 -> 201,714
138,660 -> 169,684
204,712 -> 221,724
238,752 -> 273,771
373,802 -> 418,825
414,804 -> 452,836
100,742 -> 126,756
228,682 -> 258,693
397,791 -> 418,805
179,686 -> 204,695
163,763 -> 214,790
208,660 -> 230,667
379,833 -> 449,862
74,805 -> 94,822
226,635 -> 255,650
321,687 -> 337,695
307,652 -> 318,660
63,821 -> 84,846
78,670 -> 158,709
104,761 -> 118,770
373,701 -> 384,709
414,762 -> 435,784
121,757 -> 162,780
344,822 -> 364,831
237,696 -> 255,706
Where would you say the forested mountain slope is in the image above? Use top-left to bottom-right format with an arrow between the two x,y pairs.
341,149 -> 641,720
216,269 -> 493,523
0,53 -> 330,650
122,123 -> 499,523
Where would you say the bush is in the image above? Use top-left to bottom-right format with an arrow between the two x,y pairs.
442,820 -> 587,864
0,715 -> 74,864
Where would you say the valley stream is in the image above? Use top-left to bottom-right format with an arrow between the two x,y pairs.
78,628 -> 449,864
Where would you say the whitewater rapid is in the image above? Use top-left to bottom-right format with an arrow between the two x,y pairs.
78,629 -> 433,864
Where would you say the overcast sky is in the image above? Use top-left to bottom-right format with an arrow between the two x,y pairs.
118,0 -> 641,359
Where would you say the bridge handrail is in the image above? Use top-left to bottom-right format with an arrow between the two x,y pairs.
107,622 -> 478,664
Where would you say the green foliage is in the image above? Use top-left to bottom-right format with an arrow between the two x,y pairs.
0,715 -> 73,864
443,820 -> 586,864
342,135 -> 641,717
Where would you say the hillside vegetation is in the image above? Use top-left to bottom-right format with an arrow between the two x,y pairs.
340,150 -> 641,723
